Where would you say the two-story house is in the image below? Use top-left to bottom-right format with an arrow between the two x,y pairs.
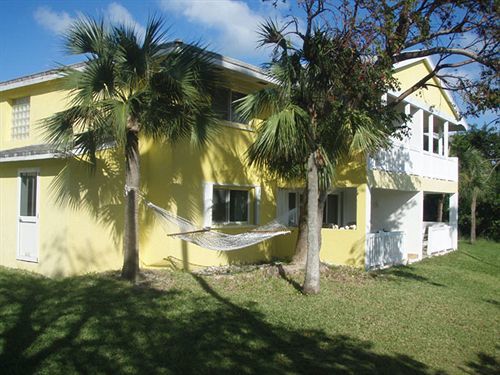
0,54 -> 465,276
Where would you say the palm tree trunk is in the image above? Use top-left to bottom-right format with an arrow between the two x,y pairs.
437,193 -> 444,222
292,188 -> 308,266
317,190 -> 327,250
470,189 -> 477,244
121,125 -> 140,282
303,152 -> 320,294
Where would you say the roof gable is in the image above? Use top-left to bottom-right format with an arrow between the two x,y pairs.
393,57 -> 462,122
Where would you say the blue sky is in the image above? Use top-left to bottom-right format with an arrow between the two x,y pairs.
0,0 -> 291,81
0,0 -> 494,126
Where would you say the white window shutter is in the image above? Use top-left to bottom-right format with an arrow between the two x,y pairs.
203,182 -> 213,228
254,186 -> 261,225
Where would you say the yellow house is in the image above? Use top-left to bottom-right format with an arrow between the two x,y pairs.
0,54 -> 465,277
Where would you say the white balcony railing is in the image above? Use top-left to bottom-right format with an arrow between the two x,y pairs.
425,222 -> 454,255
368,145 -> 458,182
366,231 -> 405,269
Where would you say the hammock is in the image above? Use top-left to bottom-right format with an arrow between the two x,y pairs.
145,200 -> 293,251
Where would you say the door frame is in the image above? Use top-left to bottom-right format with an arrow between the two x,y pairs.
16,167 -> 40,262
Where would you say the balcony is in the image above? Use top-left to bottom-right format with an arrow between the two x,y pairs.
368,144 -> 458,182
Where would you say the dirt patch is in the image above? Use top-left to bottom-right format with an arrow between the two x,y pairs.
101,269 -> 177,291
194,262 -> 372,285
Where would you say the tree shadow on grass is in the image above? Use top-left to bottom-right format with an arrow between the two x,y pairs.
370,266 -> 446,287
461,251 -> 500,269
461,351 -> 500,375
0,267 -> 443,375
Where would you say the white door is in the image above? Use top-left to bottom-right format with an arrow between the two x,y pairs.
17,170 -> 39,262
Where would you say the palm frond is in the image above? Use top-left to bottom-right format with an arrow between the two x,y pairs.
235,87 -> 283,122
246,104 -> 310,177
65,16 -> 110,57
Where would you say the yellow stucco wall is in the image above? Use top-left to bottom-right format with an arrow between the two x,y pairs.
0,159 -> 123,276
0,79 -> 70,150
320,184 -> 368,267
393,59 -> 458,120
367,170 -> 458,193
0,77 -> 367,276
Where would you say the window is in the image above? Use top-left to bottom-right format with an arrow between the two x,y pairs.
278,189 -> 339,227
287,192 -> 302,226
323,194 -> 339,225
212,89 -> 246,124
212,187 -> 249,224
20,172 -> 37,217
12,97 -> 30,140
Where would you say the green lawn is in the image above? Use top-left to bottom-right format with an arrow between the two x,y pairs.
0,241 -> 499,374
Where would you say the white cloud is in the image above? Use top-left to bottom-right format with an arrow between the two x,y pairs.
158,0 -> 266,58
34,3 -> 147,42
34,7 -> 74,34
105,2 -> 146,40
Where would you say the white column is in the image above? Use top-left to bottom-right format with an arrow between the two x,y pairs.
438,127 -> 443,156
443,121 -> 449,157
362,184 -> 372,270
449,193 -> 458,250
415,109 -> 424,151
415,191 -> 424,260
428,114 -> 434,153
364,185 -> 371,236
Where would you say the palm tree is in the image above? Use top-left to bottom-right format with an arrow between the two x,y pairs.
44,17 -> 220,282
459,147 -> 495,243
237,19 -> 405,294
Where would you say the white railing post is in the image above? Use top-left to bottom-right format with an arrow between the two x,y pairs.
428,114 -> 434,154
449,193 -> 458,249
443,121 -> 449,158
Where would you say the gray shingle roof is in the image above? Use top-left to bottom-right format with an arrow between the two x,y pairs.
0,144 -> 64,160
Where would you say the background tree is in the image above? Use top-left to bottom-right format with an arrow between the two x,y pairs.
451,125 -> 499,242
44,17 -> 220,282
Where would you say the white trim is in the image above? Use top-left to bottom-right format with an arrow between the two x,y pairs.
212,55 -> 269,82
0,152 -> 59,163
16,167 -> 40,263
443,121 -> 449,158
428,114 -> 434,154
0,72 -> 62,92
393,56 -> 466,127
0,53 -> 270,92
205,182 -> 259,227
387,90 -> 466,130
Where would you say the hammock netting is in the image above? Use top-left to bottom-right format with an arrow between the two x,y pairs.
145,200 -> 293,251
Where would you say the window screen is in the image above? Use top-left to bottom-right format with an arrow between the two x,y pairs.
212,89 -> 230,120
323,194 -> 339,225
20,172 -> 37,217
229,190 -> 248,222
230,91 -> 246,123
212,187 -> 249,223
212,188 -> 228,223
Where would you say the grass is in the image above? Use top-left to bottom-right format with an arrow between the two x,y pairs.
0,240 -> 499,374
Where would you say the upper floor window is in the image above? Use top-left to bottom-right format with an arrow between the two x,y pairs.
212,89 -> 246,124
12,97 -> 30,140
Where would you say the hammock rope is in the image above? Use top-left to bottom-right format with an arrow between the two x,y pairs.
142,198 -> 294,252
